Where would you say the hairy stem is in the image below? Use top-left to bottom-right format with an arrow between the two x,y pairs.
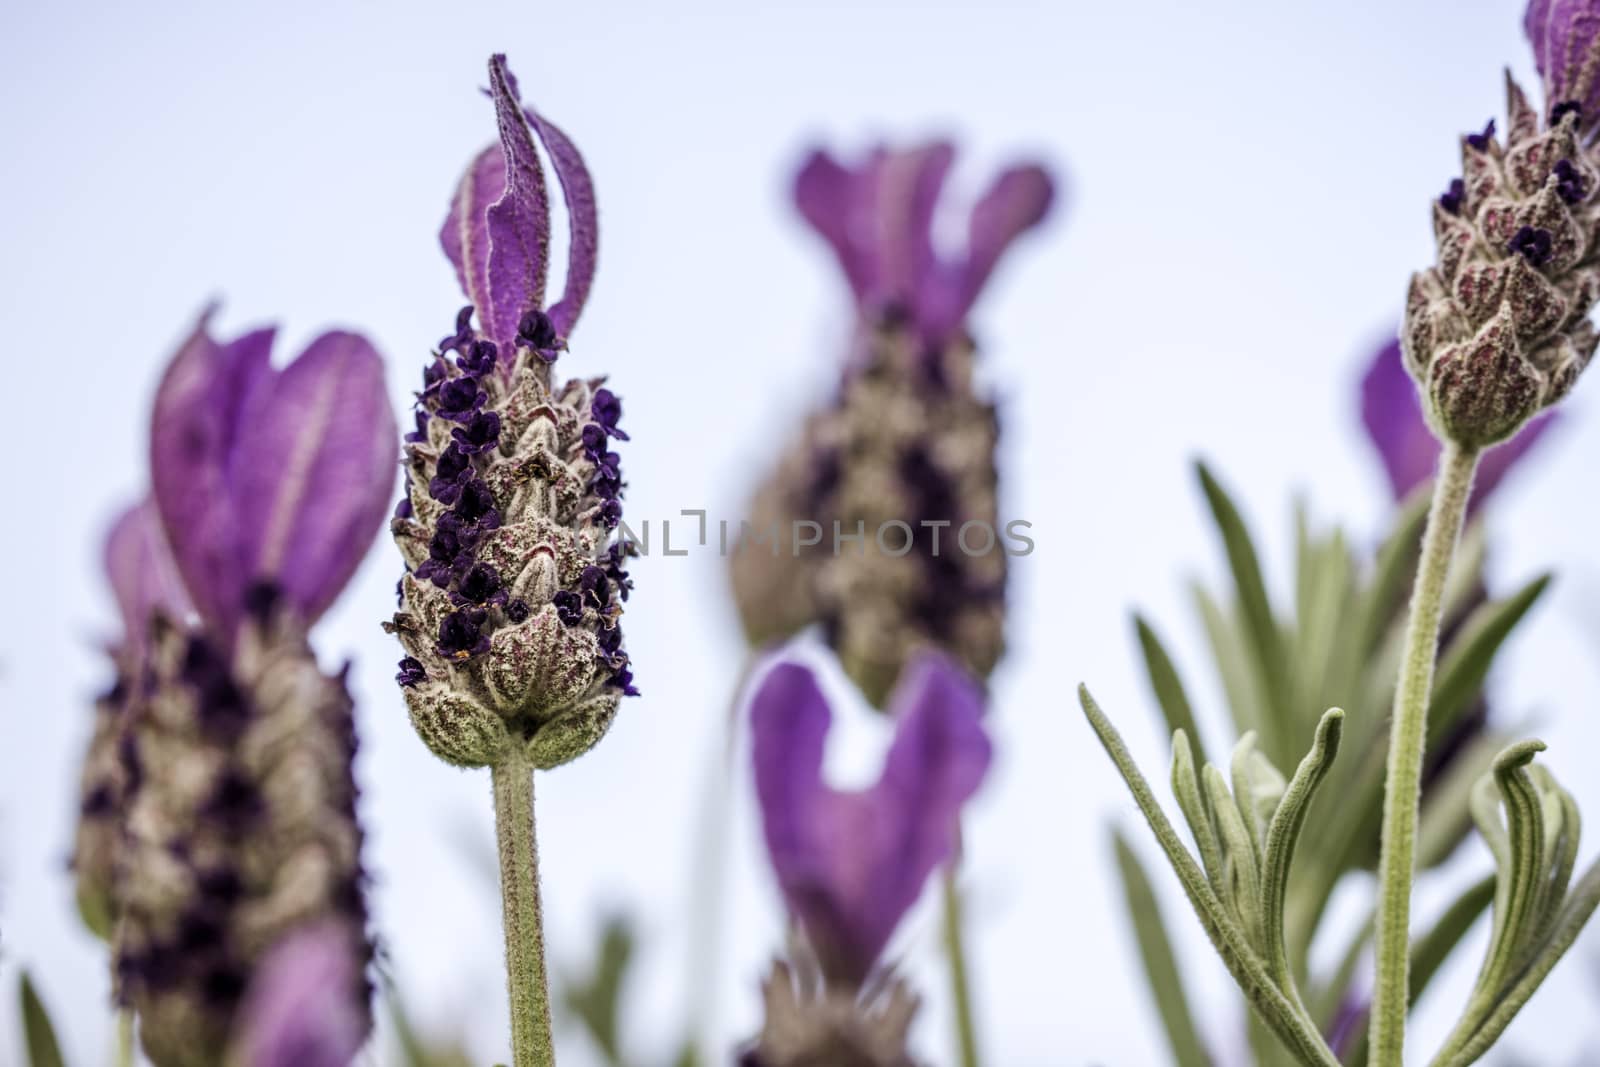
117,1010 -> 134,1067
1368,442 -> 1478,1067
493,747 -> 556,1067
943,863 -> 982,1067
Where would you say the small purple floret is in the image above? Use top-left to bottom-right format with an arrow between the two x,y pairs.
1509,225 -> 1554,266
396,657 -> 427,687
1466,119 -> 1497,150
1439,178 -> 1465,216
458,340 -> 499,376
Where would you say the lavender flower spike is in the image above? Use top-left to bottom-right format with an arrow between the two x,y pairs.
1526,0 -> 1600,132
731,142 -> 1056,706
1360,336 -> 1556,515
232,922 -> 369,1067
390,53 -> 633,773
752,652 -> 991,985
109,308 -> 392,1066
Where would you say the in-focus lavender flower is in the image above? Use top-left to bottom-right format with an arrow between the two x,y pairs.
1360,336 -> 1556,514
388,54 -> 635,772
1402,67 -> 1598,448
231,922 -> 369,1067
110,308 -> 393,1066
743,652 -> 989,1064
729,143 -> 1055,706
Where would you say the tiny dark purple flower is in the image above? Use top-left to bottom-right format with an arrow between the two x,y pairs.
396,657 -> 427,687
436,376 -> 486,421
1526,0 -> 1600,129
452,562 -> 506,606
439,306 -> 476,354
608,667 -> 638,696
422,359 -> 447,391
1555,158 -> 1587,204
597,499 -> 622,528
458,340 -> 499,376
578,564 -> 608,609
430,444 -> 473,503
1466,118 -> 1497,150
581,422 -> 607,460
452,479 -> 500,528
1509,225 -> 1555,266
751,651 -> 990,985
553,590 -> 584,626
451,409 -> 502,454
591,388 -> 629,440
404,410 -> 431,444
437,609 -> 489,659
794,142 -> 1056,345
1361,335 -> 1556,516
393,496 -> 413,520
505,598 -> 531,623
1439,178 -> 1466,216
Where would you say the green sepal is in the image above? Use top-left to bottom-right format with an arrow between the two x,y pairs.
18,972 -> 65,1067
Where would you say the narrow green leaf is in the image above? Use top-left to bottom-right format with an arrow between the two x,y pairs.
1428,576 -> 1551,748
1136,614 -> 1208,768
1172,731 -> 1225,896
18,973 -> 65,1067
1259,709 -> 1344,988
1205,763 -> 1263,937
1079,686 -> 1340,1067
1113,830 -> 1214,1067
1196,462 -> 1288,741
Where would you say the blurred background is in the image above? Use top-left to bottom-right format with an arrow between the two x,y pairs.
5,0 -> 1600,1063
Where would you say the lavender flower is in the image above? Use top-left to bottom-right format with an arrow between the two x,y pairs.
111,308 -> 393,1065
730,143 -> 1055,706
388,54 -> 635,772
1360,336 -> 1556,513
743,652 -> 989,1064
1402,69 -> 1598,449
231,922 -> 369,1067
73,501 -> 190,938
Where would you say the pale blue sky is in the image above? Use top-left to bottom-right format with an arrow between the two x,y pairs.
5,1 -> 1600,1064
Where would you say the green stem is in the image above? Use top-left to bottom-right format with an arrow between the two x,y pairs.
116,1010 -> 134,1067
942,865 -> 981,1067
492,747 -> 556,1067
1368,441 -> 1478,1067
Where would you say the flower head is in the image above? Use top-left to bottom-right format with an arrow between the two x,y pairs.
1401,73 -> 1598,448
390,55 -> 635,772
1360,336 -> 1556,514
149,308 -> 398,641
1525,0 -> 1600,132
794,142 -> 1054,347
751,652 -> 991,987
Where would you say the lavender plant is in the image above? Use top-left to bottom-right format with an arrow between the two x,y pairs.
1112,340 -> 1555,1067
742,652 -> 991,1067
1086,6 -> 1600,1064
82,308 -> 396,1065
385,54 -> 631,1067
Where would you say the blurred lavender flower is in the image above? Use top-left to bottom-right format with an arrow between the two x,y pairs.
73,501 -> 191,938
1361,336 -> 1556,514
1526,0 -> 1600,132
388,53 -> 634,772
730,143 -> 1055,706
742,652 -> 990,1066
107,308 -> 393,1066
232,922 -> 369,1067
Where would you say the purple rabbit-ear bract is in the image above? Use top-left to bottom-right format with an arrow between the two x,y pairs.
150,308 -> 397,640
439,54 -> 599,356
232,922 -> 367,1067
1526,0 -> 1600,126
1360,336 -> 1556,515
751,652 -> 991,985
792,141 -> 1055,345
104,499 -> 191,650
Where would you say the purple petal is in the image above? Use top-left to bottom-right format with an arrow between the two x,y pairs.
935,163 -> 1055,336
794,149 -> 874,301
525,108 -> 599,338
869,143 -> 955,308
440,144 -> 505,329
228,331 -> 397,628
149,311 -> 277,637
233,922 -> 367,1067
104,499 -> 190,649
482,54 -> 552,351
750,653 -> 991,983
1359,335 -> 1556,514
1526,0 -> 1600,118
